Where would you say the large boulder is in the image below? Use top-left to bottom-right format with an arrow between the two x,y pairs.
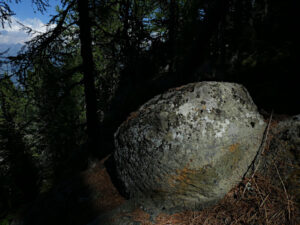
114,81 -> 266,210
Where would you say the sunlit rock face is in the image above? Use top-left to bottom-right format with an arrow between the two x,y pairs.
114,82 -> 266,210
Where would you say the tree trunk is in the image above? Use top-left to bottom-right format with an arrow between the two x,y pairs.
168,0 -> 178,73
77,0 -> 99,155
178,0 -> 230,83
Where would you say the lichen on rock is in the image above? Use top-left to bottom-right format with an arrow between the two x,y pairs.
114,81 -> 266,211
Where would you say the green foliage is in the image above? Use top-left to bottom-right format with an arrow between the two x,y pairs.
25,57 -> 86,177
0,75 -> 37,212
0,216 -> 12,225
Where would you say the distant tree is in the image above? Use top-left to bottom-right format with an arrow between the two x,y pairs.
24,58 -> 85,179
0,74 -> 38,212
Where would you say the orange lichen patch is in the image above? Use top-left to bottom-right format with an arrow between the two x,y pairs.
124,174 -> 299,225
174,84 -> 187,91
81,156 -> 125,213
87,152 -> 299,225
125,111 -> 139,123
202,105 -> 206,110
167,164 -> 197,188
229,143 -> 240,152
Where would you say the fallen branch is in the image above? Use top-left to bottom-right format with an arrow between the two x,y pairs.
243,110 -> 273,179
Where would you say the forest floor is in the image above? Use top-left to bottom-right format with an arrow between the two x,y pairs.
84,114 -> 300,225
10,114 -> 299,225
85,154 -> 300,225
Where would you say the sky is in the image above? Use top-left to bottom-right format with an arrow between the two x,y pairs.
0,0 -> 61,45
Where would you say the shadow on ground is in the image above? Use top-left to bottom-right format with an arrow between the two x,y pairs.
17,153 -> 125,225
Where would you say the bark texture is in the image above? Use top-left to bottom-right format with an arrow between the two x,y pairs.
78,0 -> 99,154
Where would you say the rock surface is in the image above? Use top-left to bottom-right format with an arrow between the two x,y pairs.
114,81 -> 266,210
